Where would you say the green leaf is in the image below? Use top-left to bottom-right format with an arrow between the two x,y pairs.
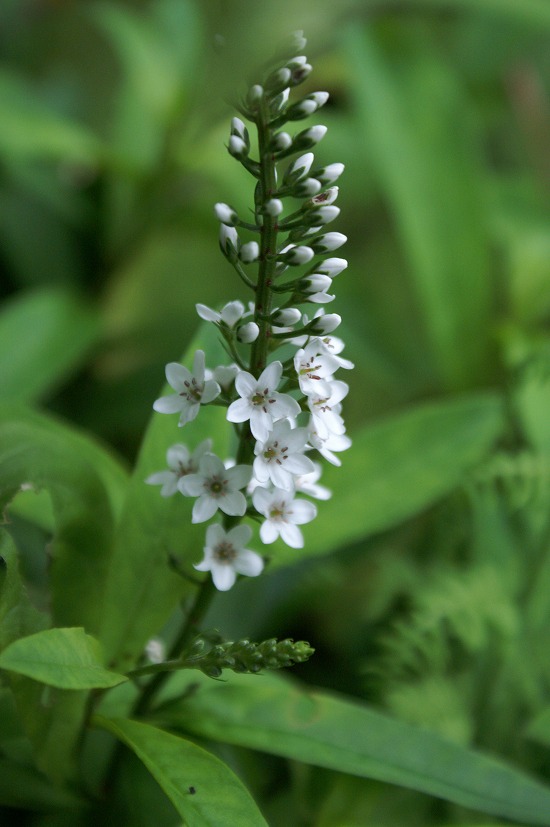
0,529 -> 47,652
95,716 -> 268,827
346,25 -> 492,390
271,392 -> 503,569
0,406 -> 121,633
0,289 -> 100,404
0,627 -> 127,689
0,758 -> 82,810
157,673 -> 550,826
99,323 -> 232,670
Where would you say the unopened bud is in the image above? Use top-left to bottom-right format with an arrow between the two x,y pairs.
265,66 -> 292,94
231,117 -> 248,143
228,135 -> 248,159
272,307 -> 302,325
247,84 -> 264,110
310,232 -> 347,253
219,224 -> 239,258
302,274 -> 332,293
311,186 -> 339,206
237,322 -> 260,343
279,245 -> 314,265
292,125 -> 327,151
314,162 -> 345,185
214,202 -> 238,226
314,257 -> 348,276
239,241 -> 260,263
270,88 -> 290,114
306,206 -> 340,225
286,91 -> 329,120
264,198 -> 283,217
269,132 -> 292,152
312,313 -> 341,333
283,152 -> 314,185
292,177 -> 322,197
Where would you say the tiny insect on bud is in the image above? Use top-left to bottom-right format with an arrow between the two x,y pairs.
239,241 -> 260,263
214,202 -> 238,226
237,322 -> 260,343
310,186 -> 339,206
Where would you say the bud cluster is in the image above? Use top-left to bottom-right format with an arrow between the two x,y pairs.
182,635 -> 315,678
148,32 -> 352,591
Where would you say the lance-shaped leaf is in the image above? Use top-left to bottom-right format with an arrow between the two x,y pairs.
95,716 -> 268,827
0,627 -> 127,689
155,673 -> 550,826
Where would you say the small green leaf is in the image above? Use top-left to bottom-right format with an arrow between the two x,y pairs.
95,716 -> 268,827
0,288 -> 100,404
0,628 -> 127,689
157,673 -> 550,826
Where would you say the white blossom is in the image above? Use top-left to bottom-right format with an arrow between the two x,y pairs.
308,424 -> 352,466
179,453 -> 252,522
196,300 -> 245,327
153,351 -> 221,427
253,421 -> 315,490
194,523 -> 263,591
294,339 -> 341,395
307,379 -> 348,437
146,440 -> 213,497
293,462 -> 332,500
227,361 -> 300,441
252,486 -> 317,548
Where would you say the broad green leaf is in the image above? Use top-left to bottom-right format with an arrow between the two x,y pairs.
271,392 -> 503,569
0,407 -> 118,633
0,289 -> 100,403
0,69 -> 102,164
99,323 -> 232,669
0,758 -> 82,810
95,716 -> 268,827
0,628 -> 127,689
157,673 -> 550,826
346,25 -> 492,390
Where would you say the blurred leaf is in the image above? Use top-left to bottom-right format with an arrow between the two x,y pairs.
0,406 -> 118,633
346,25 -> 492,390
270,392 -> 503,569
157,672 -> 550,825
0,529 -> 47,652
95,716 -> 268,826
0,628 -> 127,690
0,289 -> 101,403
0,69 -> 102,164
526,706 -> 550,747
99,323 -> 231,670
0,758 -> 82,810
425,0 -> 550,27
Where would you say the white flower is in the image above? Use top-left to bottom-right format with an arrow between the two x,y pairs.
307,379 -> 348,437
293,462 -> 332,500
196,300 -> 245,327
308,424 -> 352,466
253,421 -> 315,490
146,440 -> 213,497
294,339 -> 341,395
153,351 -> 221,427
194,523 -> 263,591
317,335 -> 354,369
310,186 -> 339,207
179,453 -> 252,523
252,486 -> 317,548
227,361 -> 300,442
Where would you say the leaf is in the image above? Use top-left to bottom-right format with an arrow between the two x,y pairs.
0,407 -> 120,633
0,628 -> 127,689
271,392 -> 503,569
95,716 -> 268,827
0,288 -> 99,402
346,25 -> 492,390
0,758 -> 82,810
99,323 -> 232,670
0,529 -> 47,651
0,288 -> 101,404
156,673 -> 550,826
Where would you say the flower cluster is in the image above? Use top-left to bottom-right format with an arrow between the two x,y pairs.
148,32 -> 352,591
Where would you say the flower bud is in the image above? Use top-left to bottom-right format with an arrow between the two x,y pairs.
288,59 -> 312,86
237,322 -> 260,343
230,117 -> 249,149
278,245 -> 315,265
310,232 -> 347,253
264,198 -> 283,217
290,30 -> 307,51
292,125 -> 327,151
219,224 -> 239,258
314,257 -> 348,276
214,202 -> 238,226
312,313 -> 341,333
265,66 -> 292,94
228,135 -> 248,159
310,186 -> 339,206
283,152 -> 314,185
239,241 -> 260,263
270,88 -> 290,114
269,132 -> 292,152
301,274 -> 332,293
314,162 -> 345,184
247,84 -> 263,108
272,307 -> 302,325
286,91 -> 329,120
292,177 -> 322,197
306,206 -> 340,225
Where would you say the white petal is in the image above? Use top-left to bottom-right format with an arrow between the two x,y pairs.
196,303 -> 220,322
289,499 -> 317,524
192,350 -> 206,381
249,410 -> 272,442
219,490 -> 247,516
192,496 -> 219,523
226,464 -> 252,490
234,550 -> 264,577
227,397 -> 252,424
227,523 -> 253,548
211,563 -> 236,591
252,486 -> 271,513
165,362 -> 191,390
221,300 -> 245,326
206,523 -> 225,547
201,380 -> 221,404
235,370 -> 256,397
253,457 -> 270,483
284,454 -> 315,476
260,520 -> 279,544
193,557 -> 211,572
270,464 -> 293,490
280,523 -> 304,548
153,395 -> 184,414
200,453 -> 225,478
258,361 -> 282,390
178,402 -> 200,426
178,473 -> 204,496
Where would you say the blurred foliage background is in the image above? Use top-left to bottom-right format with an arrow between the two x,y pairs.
2,0 -> 550,824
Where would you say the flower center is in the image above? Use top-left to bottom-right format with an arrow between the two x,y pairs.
181,378 -> 203,402
207,477 -> 226,497
213,541 -> 237,563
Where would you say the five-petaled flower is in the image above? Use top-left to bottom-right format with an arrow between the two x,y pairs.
227,361 -> 300,442
146,440 -> 212,497
194,524 -> 264,591
252,486 -> 317,548
153,350 -> 221,427
253,421 -> 315,490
